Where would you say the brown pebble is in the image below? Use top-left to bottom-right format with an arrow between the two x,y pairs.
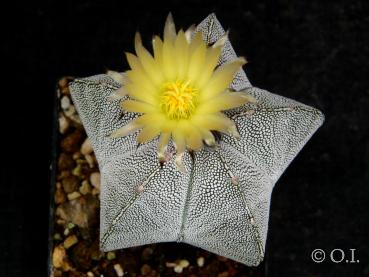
90,240 -> 104,261
67,270 -> 85,277
52,245 -> 73,272
63,235 -> 78,249
56,195 -> 99,229
62,175 -> 80,193
141,264 -> 152,275
141,247 -> 154,260
61,129 -> 85,153
58,77 -> 72,92
53,269 -> 63,277
58,78 -> 68,88
55,186 -> 67,204
58,170 -> 71,181
71,241 -> 93,271
61,85 -> 70,95
74,164 -> 91,179
58,153 -> 75,171
56,219 -> 66,225
58,77 -> 75,95
52,245 -> 66,269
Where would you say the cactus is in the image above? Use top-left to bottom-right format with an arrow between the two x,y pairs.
69,13 -> 324,266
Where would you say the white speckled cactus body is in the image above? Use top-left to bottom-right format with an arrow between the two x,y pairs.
69,14 -> 324,266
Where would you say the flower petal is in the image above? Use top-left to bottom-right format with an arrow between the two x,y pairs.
199,129 -> 216,146
187,42 -> 207,83
185,125 -> 203,151
137,125 -> 162,143
120,99 -> 158,113
189,31 -> 204,53
108,86 -> 128,101
110,119 -> 142,138
135,113 -> 166,125
125,53 -> 157,92
164,13 -> 176,43
200,57 -> 247,101
172,127 -> 187,172
124,82 -> 157,104
196,46 -> 222,89
192,113 -> 235,134
175,30 -> 190,80
212,30 -> 229,49
172,125 -> 186,154
162,42 -> 177,80
158,132 -> 171,162
196,91 -> 255,114
107,70 -> 128,85
134,33 -> 164,85
152,35 -> 164,68
184,24 -> 195,42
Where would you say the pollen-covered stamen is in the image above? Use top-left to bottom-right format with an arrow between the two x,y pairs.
160,80 -> 198,119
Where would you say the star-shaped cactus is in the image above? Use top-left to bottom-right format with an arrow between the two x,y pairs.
69,14 -> 324,266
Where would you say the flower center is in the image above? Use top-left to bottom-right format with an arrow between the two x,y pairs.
160,80 -> 198,120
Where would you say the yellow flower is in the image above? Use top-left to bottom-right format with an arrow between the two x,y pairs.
110,14 -> 256,171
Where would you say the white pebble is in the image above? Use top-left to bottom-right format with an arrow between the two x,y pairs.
85,154 -> 95,168
197,256 -> 205,267
179,259 -> 189,268
63,227 -> 70,236
79,180 -> 92,195
92,187 -> 100,196
64,105 -> 77,118
173,265 -> 183,273
90,172 -> 101,189
114,264 -> 124,277
165,262 -> 176,268
59,115 -> 69,134
61,95 -> 71,110
67,191 -> 81,201
81,138 -> 93,155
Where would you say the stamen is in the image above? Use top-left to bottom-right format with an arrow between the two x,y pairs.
160,80 -> 198,119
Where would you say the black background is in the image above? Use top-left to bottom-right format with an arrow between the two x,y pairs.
1,0 -> 368,276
